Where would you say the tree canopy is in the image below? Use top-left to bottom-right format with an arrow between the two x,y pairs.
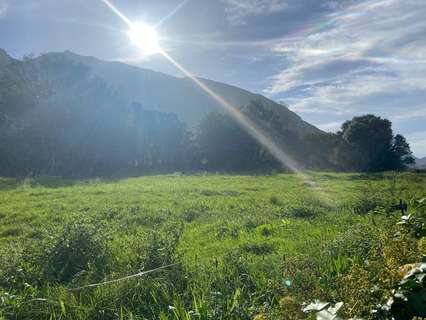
340,114 -> 414,171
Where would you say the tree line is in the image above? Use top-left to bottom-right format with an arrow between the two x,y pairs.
0,57 -> 414,176
0,99 -> 414,177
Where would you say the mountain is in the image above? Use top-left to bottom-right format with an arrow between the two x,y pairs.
0,49 -> 337,176
0,49 -> 13,67
28,50 -> 319,135
0,49 -> 320,134
414,157 -> 426,169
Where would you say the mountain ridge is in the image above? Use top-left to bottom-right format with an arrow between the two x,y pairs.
0,48 -> 13,66
414,156 -> 426,169
27,49 -> 321,135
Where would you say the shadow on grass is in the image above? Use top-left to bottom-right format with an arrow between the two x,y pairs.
0,169 -> 291,190
345,173 -> 385,181
0,176 -> 118,190
0,178 -> 19,191
0,171 -> 199,190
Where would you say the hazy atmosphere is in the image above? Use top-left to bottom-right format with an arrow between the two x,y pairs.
1,1 -> 425,319
1,0 -> 425,156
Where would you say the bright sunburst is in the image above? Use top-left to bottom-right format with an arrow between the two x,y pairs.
127,22 -> 160,55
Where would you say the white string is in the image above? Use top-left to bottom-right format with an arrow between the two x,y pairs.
68,263 -> 178,292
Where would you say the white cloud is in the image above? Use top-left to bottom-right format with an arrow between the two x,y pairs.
263,0 -> 426,155
267,0 -> 426,96
317,120 -> 342,131
223,0 -> 288,25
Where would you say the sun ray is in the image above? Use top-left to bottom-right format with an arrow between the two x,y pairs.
98,0 -> 331,202
159,49 -> 331,202
159,48 -> 301,172
100,0 -> 132,27
155,0 -> 191,28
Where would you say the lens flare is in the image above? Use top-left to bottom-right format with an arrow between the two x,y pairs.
159,48 -> 301,171
101,0 -> 132,27
127,22 -> 160,55
155,0 -> 191,28
159,49 -> 331,201
98,0 -> 331,202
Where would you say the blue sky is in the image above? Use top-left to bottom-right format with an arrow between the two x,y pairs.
1,0 -> 425,156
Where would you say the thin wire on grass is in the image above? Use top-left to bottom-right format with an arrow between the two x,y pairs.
68,263 -> 178,292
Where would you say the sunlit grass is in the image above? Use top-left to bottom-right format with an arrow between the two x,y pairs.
0,172 -> 425,319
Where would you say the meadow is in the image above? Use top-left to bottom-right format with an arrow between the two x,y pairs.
0,172 -> 425,319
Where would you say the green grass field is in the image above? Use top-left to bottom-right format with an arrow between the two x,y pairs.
0,172 -> 425,319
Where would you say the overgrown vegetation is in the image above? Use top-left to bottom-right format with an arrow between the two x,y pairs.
0,172 -> 424,319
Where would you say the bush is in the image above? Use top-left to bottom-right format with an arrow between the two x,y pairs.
42,221 -> 110,284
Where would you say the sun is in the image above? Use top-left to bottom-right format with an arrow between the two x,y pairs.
127,22 -> 160,55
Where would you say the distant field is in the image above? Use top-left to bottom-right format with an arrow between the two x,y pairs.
0,172 -> 425,319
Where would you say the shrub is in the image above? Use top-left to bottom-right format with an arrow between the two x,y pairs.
42,221 -> 110,284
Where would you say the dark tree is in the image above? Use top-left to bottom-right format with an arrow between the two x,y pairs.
340,114 -> 414,171
196,111 -> 280,172
392,134 -> 415,169
303,132 -> 354,170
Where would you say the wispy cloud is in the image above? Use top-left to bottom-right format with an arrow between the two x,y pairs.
316,120 -> 342,131
262,0 -> 426,155
223,0 -> 288,25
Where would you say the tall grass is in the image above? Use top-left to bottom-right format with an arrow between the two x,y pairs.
0,172 -> 424,319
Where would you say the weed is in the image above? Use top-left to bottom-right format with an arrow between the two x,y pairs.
42,221 -> 110,283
